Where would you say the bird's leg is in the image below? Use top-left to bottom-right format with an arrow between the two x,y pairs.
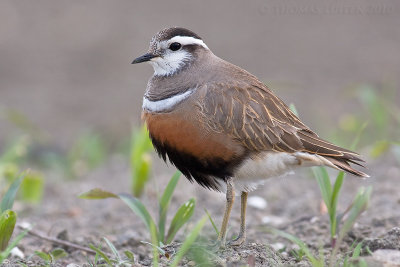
228,191 -> 248,246
216,177 -> 235,248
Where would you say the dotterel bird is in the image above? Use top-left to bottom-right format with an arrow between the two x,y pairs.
132,27 -> 368,247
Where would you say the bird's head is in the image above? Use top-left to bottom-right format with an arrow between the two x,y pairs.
132,27 -> 210,76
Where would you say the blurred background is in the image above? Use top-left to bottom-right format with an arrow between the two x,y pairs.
1,0 -> 399,149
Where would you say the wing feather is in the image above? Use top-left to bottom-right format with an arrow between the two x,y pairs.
198,82 -> 367,177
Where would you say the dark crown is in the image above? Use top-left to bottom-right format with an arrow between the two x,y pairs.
153,27 -> 202,42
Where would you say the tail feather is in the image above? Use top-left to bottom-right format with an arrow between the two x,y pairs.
326,157 -> 369,178
297,130 -> 369,178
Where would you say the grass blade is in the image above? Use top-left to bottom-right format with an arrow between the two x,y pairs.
118,193 -> 157,238
330,171 -> 345,237
89,244 -> 112,265
313,167 -> 332,212
150,221 -> 159,267
170,215 -> 207,267
158,171 -> 181,242
103,237 -> 120,260
204,209 -> 219,236
166,198 -> 196,244
1,173 -> 24,213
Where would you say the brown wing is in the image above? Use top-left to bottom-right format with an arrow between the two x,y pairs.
197,82 -> 368,177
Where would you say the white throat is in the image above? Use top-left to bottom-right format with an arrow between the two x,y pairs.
149,50 -> 191,76
142,89 -> 195,113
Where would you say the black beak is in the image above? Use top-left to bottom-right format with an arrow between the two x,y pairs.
131,53 -> 158,64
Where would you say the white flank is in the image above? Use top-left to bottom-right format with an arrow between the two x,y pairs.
168,36 -> 209,50
142,89 -> 194,113
232,151 -> 335,192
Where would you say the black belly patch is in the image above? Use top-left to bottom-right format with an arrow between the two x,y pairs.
149,134 -> 244,191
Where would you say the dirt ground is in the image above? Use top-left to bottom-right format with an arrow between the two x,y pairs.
1,0 -> 400,266
1,150 -> 398,266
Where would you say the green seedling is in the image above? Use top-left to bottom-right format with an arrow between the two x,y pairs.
290,248 -> 306,262
0,210 -> 17,252
342,242 -> 368,267
0,229 -> 27,263
88,238 -> 135,267
20,171 -> 44,204
313,167 -> 345,247
0,173 -> 27,263
35,248 -> 68,266
330,187 -> 372,267
80,172 -> 195,245
170,215 -> 208,267
269,228 -> 324,267
268,183 -> 371,266
130,126 -> 153,197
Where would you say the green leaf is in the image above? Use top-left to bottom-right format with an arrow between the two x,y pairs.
89,244 -> 112,265
118,193 -> 157,239
351,242 -> 363,259
170,215 -> 207,267
78,188 -> 118,199
130,126 -> 153,197
103,237 -> 120,259
313,167 -> 332,211
158,172 -> 181,242
0,210 -> 17,251
150,221 -> 159,267
0,228 -> 27,262
166,198 -> 195,244
20,171 -> 44,204
50,248 -> 68,261
330,171 -> 345,236
132,154 -> 152,197
124,250 -> 135,261
1,173 -> 24,213
35,251 -> 52,262
205,208 -> 219,236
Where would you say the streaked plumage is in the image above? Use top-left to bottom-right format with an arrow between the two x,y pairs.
132,27 -> 368,246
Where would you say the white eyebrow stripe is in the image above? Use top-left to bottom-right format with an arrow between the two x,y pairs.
168,36 -> 209,50
143,89 -> 195,112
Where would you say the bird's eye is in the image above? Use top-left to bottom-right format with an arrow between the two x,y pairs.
169,42 -> 182,51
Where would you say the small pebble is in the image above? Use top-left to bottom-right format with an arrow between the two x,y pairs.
11,247 -> 24,258
270,242 -> 285,251
262,215 -> 285,226
373,249 -> 400,265
248,196 -> 267,209
19,221 -> 33,230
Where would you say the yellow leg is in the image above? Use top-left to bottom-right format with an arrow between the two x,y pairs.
228,191 -> 248,246
216,178 -> 235,247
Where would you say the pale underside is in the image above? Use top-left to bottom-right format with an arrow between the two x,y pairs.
218,151 -> 336,193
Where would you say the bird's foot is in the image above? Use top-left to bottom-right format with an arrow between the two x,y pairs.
227,235 -> 246,246
210,239 -> 226,251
